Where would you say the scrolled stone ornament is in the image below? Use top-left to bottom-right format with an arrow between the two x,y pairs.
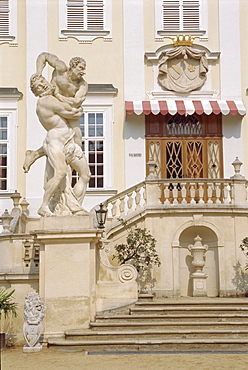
118,264 -> 138,283
23,292 -> 45,352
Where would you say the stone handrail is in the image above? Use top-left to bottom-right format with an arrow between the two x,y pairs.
104,178 -> 248,225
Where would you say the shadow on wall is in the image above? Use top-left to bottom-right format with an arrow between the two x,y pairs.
185,254 -> 195,296
232,262 -> 248,296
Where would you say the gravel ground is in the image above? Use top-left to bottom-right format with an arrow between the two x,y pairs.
1,347 -> 248,370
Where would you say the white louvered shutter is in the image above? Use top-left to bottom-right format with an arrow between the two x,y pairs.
182,0 -> 200,30
67,0 -> 104,31
0,0 -> 9,36
67,0 -> 84,30
162,0 -> 180,31
86,0 -> 104,30
162,0 -> 200,31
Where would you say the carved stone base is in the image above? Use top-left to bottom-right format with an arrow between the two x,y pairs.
191,272 -> 208,297
23,343 -> 42,353
35,214 -> 102,337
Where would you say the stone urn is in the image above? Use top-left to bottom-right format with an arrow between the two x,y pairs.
188,235 -> 208,273
188,235 -> 208,297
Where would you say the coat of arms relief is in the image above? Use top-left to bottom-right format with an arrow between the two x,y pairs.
158,37 -> 208,93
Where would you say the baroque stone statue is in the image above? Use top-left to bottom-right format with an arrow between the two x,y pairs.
158,46 -> 208,93
23,53 -> 91,216
23,292 -> 45,352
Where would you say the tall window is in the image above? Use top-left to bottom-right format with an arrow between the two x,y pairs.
60,0 -> 112,43
0,0 -> 17,44
0,117 -> 8,190
72,112 -> 105,188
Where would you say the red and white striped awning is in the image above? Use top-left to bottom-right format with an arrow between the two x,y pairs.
126,100 -> 246,116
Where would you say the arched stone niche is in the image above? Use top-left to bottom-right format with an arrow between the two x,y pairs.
178,226 -> 219,297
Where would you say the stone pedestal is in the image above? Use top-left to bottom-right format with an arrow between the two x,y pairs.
32,214 -> 101,339
191,272 -> 208,297
23,343 -> 42,353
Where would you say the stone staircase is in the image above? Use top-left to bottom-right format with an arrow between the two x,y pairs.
47,297 -> 248,352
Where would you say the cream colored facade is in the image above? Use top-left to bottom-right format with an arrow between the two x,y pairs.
1,0 -> 248,345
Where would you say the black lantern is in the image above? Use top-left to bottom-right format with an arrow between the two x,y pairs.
95,203 -> 107,229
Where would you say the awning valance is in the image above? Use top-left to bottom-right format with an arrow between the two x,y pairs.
126,100 -> 246,116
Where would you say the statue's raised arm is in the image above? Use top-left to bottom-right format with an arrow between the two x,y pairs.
36,52 -> 67,76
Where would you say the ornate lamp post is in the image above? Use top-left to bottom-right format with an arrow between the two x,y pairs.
95,203 -> 107,229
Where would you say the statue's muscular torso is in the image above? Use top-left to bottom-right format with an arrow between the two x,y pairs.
51,70 -> 82,98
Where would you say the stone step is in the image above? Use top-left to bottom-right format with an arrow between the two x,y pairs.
134,298 -> 248,307
90,320 -> 248,331
129,307 -> 248,315
47,337 -> 248,352
94,313 -> 248,323
64,328 -> 248,341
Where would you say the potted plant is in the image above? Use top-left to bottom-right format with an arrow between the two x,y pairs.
0,288 -> 18,350
113,224 -> 161,294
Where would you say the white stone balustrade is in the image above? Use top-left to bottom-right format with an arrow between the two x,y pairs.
104,178 -> 248,226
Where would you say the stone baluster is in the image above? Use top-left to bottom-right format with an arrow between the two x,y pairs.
135,187 -> 141,209
181,182 -> 187,204
127,192 -> 133,213
119,196 -> 125,215
143,185 -> 147,206
190,183 -> 196,204
207,182 -> 213,204
172,182 -> 178,205
198,182 -> 204,204
215,182 -> 221,204
164,183 -> 170,205
111,200 -> 117,218
222,182 -> 230,204
229,183 -> 234,204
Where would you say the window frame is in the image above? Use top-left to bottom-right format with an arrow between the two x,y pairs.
59,0 -> 112,43
0,0 -> 18,45
79,85 -> 117,193
0,89 -> 22,194
73,110 -> 106,189
155,0 -> 208,40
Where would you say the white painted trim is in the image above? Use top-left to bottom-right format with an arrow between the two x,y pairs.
123,0 -> 145,100
82,93 -> 115,191
25,0 -> 48,217
0,0 -> 18,45
0,106 -> 18,193
219,0 -> 242,100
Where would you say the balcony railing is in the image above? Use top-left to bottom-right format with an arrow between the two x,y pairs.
104,177 -> 248,225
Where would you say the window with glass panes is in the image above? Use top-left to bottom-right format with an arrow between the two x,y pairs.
0,117 -> 8,190
72,112 -> 104,188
